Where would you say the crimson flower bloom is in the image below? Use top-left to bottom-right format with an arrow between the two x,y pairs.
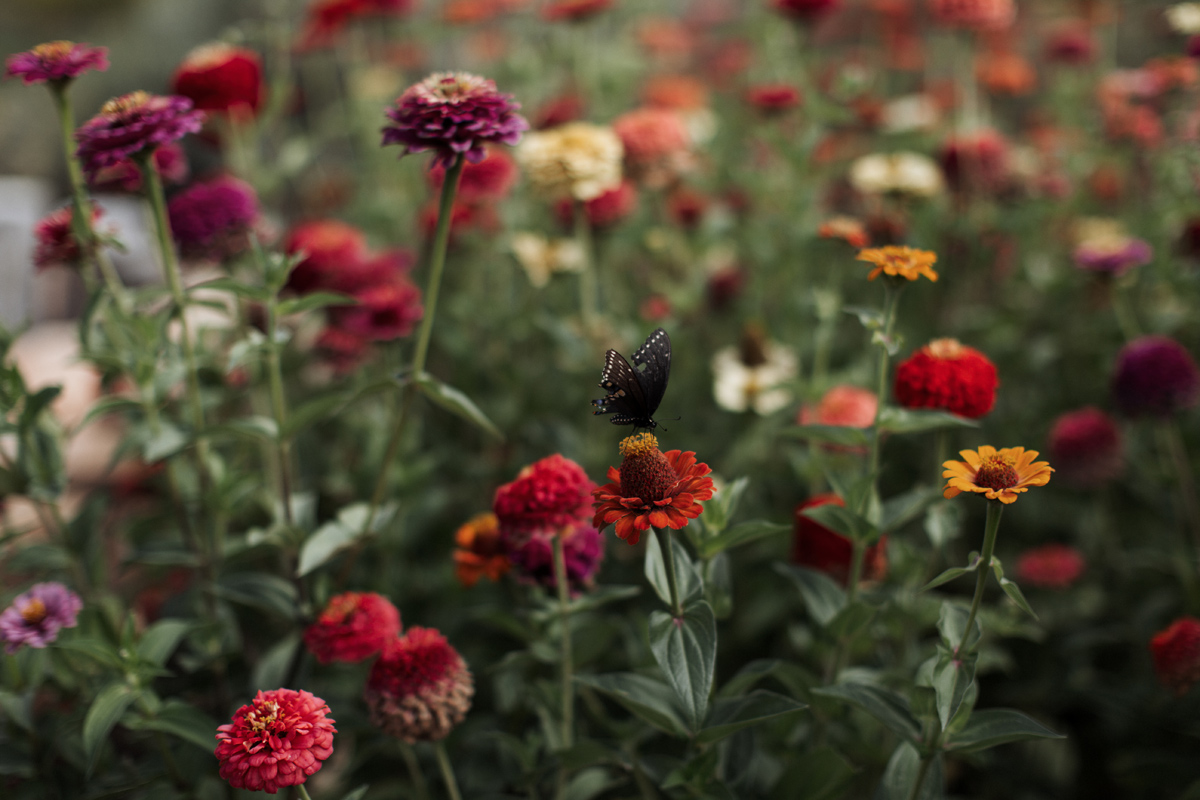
167,175 -> 259,260
284,219 -> 369,295
771,0 -> 841,22
1047,407 -> 1124,486
746,83 -> 803,115
365,627 -> 474,742
332,279 -> 424,342
303,592 -> 402,664
592,433 -> 715,545
1014,544 -> 1085,589
5,41 -> 108,85
793,495 -> 887,586
428,146 -> 519,202
75,92 -> 205,183
494,453 -> 596,533
215,689 -> 336,794
33,206 -> 109,270
542,0 -> 615,22
0,582 -> 82,654
171,43 -> 263,117
893,338 -> 999,419
1150,617 -> 1200,696
89,141 -> 189,193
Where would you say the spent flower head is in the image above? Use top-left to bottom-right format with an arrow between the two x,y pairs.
365,626 -> 474,742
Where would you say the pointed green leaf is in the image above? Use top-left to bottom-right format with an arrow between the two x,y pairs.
136,619 -> 194,667
340,787 -> 370,800
813,683 -> 921,742
874,743 -> 943,800
644,533 -> 702,606
703,552 -> 733,619
83,681 -> 138,772
827,600 -> 876,639
276,291 -> 356,316
942,709 -> 1064,753
143,423 -> 189,463
123,699 -> 219,751
877,408 -> 978,435
698,690 -> 807,744
718,659 -> 786,699
649,600 -> 717,733
574,673 -> 688,737
702,476 -> 750,533
0,690 -> 32,731
880,486 -> 943,533
187,276 -> 271,302
215,572 -> 299,619
800,502 -> 879,543
776,563 -> 847,626
920,563 -> 977,593
413,372 -> 503,440
937,604 -> 981,653
696,520 -> 789,558
932,648 -> 976,729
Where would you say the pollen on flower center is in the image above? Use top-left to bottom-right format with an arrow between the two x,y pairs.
927,337 -> 967,359
618,433 -> 676,504
101,91 -> 151,115
247,701 -> 280,732
975,454 -> 1019,490
33,41 -> 74,59
19,598 -> 47,624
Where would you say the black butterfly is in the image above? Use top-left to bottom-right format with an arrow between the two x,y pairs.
591,328 -> 672,430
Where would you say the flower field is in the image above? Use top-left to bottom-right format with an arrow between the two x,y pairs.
2,1 -> 1200,798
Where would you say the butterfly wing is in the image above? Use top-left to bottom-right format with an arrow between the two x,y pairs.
592,349 -> 651,426
630,328 -> 671,418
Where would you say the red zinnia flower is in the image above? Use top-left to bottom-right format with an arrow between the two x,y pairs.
772,0 -> 841,22
1014,544 -> 1084,589
75,92 -> 205,183
303,591 -> 402,664
171,43 -> 264,117
315,326 -> 370,373
494,453 -> 596,533
1150,617 -> 1200,696
5,41 -> 108,85
214,689 -> 336,794
938,129 -> 1012,196
333,279 -> 424,342
365,627 -> 474,742
556,180 -> 640,229
1047,407 -> 1124,486
613,106 -> 690,167
929,0 -> 1015,31
592,433 -> 715,545
542,0 -> 614,22
284,219 -> 370,295
428,146 -> 518,202
454,512 -> 510,587
33,206 -> 108,270
167,174 -> 260,260
894,338 -> 998,419
793,495 -> 887,586
746,83 -> 803,115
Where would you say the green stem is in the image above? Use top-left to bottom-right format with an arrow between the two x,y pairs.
434,739 -> 463,800
654,527 -> 684,618
252,238 -> 296,528
905,752 -> 936,800
1160,419 -> 1200,558
400,743 -> 431,800
957,501 -> 1004,656
553,533 -> 574,799
864,283 -> 902,503
1109,279 -> 1142,342
297,783 -> 314,800
573,200 -> 598,331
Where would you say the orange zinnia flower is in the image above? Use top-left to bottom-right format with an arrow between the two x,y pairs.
453,512 -> 509,587
592,433 -> 715,545
943,446 -> 1053,504
857,246 -> 939,282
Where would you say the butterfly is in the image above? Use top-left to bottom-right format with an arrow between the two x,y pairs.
591,328 -> 672,430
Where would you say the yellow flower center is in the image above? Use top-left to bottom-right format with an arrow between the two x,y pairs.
975,454 -> 1019,490
19,598 -> 47,624
619,433 -> 659,458
101,91 -> 150,115
32,41 -> 74,60
926,338 -> 966,359
246,701 -> 280,733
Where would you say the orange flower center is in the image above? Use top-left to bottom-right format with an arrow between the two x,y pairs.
32,41 -> 74,60
101,91 -> 150,115
926,338 -> 966,359
618,433 -> 676,504
20,598 -> 47,624
320,594 -> 360,625
975,454 -> 1019,490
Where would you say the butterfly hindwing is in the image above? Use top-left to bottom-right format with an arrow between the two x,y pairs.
630,328 -> 671,416
591,329 -> 671,429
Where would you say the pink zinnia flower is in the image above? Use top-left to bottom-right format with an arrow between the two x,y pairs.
1072,237 -> 1153,277
428,146 -> 519,202
771,0 -> 841,22
167,175 -> 260,260
493,453 -> 596,533
5,41 -> 108,85
333,279 -> 424,342
1015,544 -> 1085,589
0,582 -> 82,654
1112,335 -> 1200,418
214,689 -> 336,794
33,206 -> 109,270
75,92 -> 205,183
746,83 -> 803,115
382,72 -> 529,168
502,519 -> 605,595
89,141 -> 189,193
303,592 -> 402,664
365,627 -> 474,742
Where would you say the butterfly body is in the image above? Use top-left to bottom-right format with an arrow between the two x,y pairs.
591,328 -> 671,430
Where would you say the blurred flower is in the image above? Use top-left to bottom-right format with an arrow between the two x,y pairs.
418,199 -> 500,241
332,279 -> 424,341
667,186 -> 708,230
303,592 -> 402,664
938,129 -> 1012,195
745,83 -> 803,115
711,325 -> 797,414
1044,22 -> 1097,65
89,141 -> 189,193
943,446 -> 1053,504
454,512 -> 509,587
542,0 -> 614,21
1111,336 -> 1200,417
894,338 -> 998,419
849,152 -> 944,197
818,216 -> 869,248
382,72 -> 528,168
642,75 -> 716,142
533,93 -> 586,129
613,107 -> 693,188
365,627 -> 474,742
1167,3 -> 1200,35
33,206 -> 110,270
636,16 -> 696,63
1047,408 -> 1123,487
215,689 -> 336,794
929,0 -> 1015,31
75,92 -> 205,183
285,219 -> 369,295
1072,232 -> 1153,277
977,51 -> 1036,95
510,232 -> 584,287
858,246 -> 939,282
315,326 -> 369,373
706,265 -> 746,311
772,0 -> 841,22
171,43 -> 263,117
1150,617 -> 1200,695
640,294 -> 672,321
1015,544 -> 1085,589
168,175 -> 260,260
592,433 -> 715,545
799,385 -> 877,428
429,146 -> 518,202
0,582 -> 82,654
298,0 -> 415,50
516,122 -> 624,201
557,180 -> 640,229
793,495 -> 887,586
880,94 -> 941,133
5,41 -> 108,85
502,520 -> 605,594
494,453 -> 596,532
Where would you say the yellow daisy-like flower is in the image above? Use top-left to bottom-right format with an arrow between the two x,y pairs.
943,446 -> 1054,504
857,246 -> 939,283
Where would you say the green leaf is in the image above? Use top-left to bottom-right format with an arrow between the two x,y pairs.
936,604 -> 980,653
877,408 -> 978,435
297,502 -> 396,576
276,291 -> 356,316
771,746 -> 855,800
702,553 -> 733,619
564,767 -> 620,800
411,372 -> 502,439
340,787 -> 370,800
206,416 -> 279,444
136,619 -> 193,667
931,648 -> 976,729
564,585 -> 640,614
880,486 -> 943,533
718,659 -> 786,698
696,520 -> 789,558
827,600 -> 876,639
20,386 -> 61,427
649,600 -> 717,733
874,743 -> 942,800
83,681 -> 138,772
124,700 -> 219,751
775,563 -> 847,627
143,424 -> 189,463
920,564 -> 977,593
215,572 -> 299,619
785,424 -> 870,449
813,683 -> 921,742
800,503 -> 879,544
698,690 -> 806,744
942,709 -> 1064,753
187,276 -> 270,302
78,396 -> 142,430
990,559 -> 1038,619
644,533 -> 703,606
574,673 -> 688,737
254,634 -> 302,691
0,690 -> 32,731
844,305 -> 885,330
54,637 -> 125,669
701,476 -> 750,533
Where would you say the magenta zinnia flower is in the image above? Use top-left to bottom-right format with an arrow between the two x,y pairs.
215,689 -> 336,794
0,582 -> 82,653
303,591 -> 402,664
33,206 -> 111,270
502,520 -> 605,595
1112,335 -> 1200,418
382,72 -> 529,168
5,41 -> 108,85
167,175 -> 259,259
75,92 -> 205,183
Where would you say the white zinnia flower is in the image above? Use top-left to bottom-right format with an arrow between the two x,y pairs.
712,339 -> 798,415
849,152 -> 943,197
515,122 -> 623,201
1167,3 -> 1200,34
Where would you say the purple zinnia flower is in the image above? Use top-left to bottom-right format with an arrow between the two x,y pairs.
167,175 -> 259,259
501,521 -> 604,596
75,92 -> 205,183
381,72 -> 529,169
0,582 -> 82,654
1073,237 -> 1154,276
1112,335 -> 1200,417
5,41 -> 109,85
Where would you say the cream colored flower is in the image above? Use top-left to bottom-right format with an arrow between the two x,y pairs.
515,122 -> 623,201
711,339 -> 798,415
510,232 -> 584,288
1167,3 -> 1200,34
880,94 -> 941,134
849,152 -> 943,197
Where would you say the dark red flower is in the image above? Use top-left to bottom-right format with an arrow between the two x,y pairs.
792,495 -> 887,586
1047,407 -> 1124,486
893,338 -> 999,419
556,180 -> 640,229
1044,22 -> 1097,66
771,0 -> 841,22
745,83 -> 803,115
428,146 -> 518,202
365,627 -> 474,742
5,41 -> 108,85
494,454 -> 596,533
1111,335 -> 1200,418
171,43 -> 263,117
1150,617 -> 1200,696
315,326 -> 370,373
502,519 -> 605,594
167,175 -> 259,260
33,206 -> 107,270
668,186 -> 709,230
303,592 -> 402,664
89,141 -> 189,193
284,219 -> 370,295
929,0 -> 1015,30
533,93 -> 586,129
1014,544 -> 1085,589
75,92 -> 205,183
938,129 -> 1012,196
332,279 -> 424,341
542,0 -> 615,22
214,689 -> 336,794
